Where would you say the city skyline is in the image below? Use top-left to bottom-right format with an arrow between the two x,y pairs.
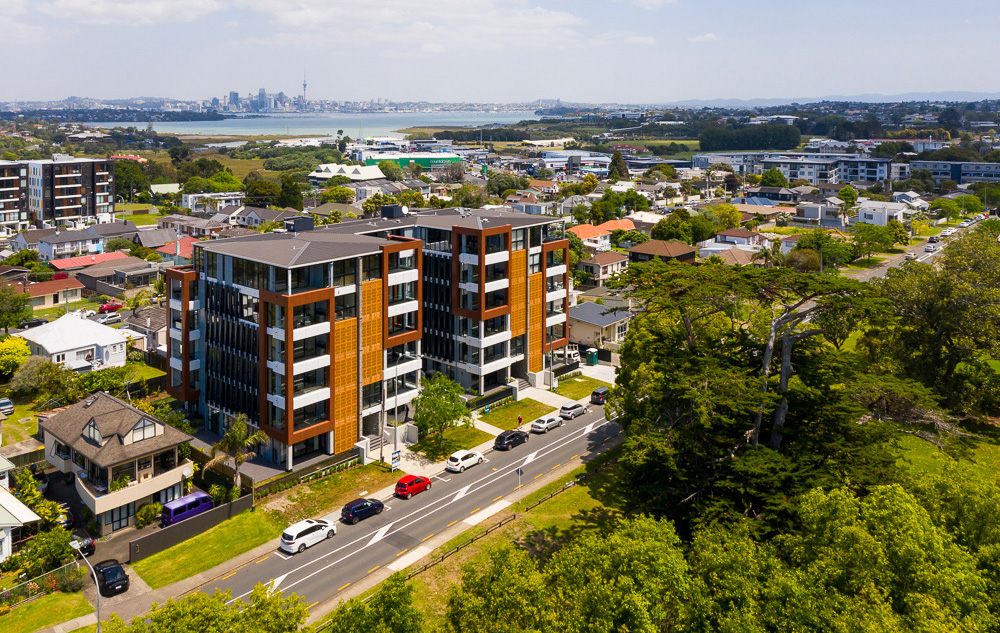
4,0 -> 1000,104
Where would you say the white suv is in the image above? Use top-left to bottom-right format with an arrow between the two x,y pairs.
280,518 -> 336,554
446,450 -> 484,473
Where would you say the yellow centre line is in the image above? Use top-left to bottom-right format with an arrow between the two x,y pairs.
447,520 -> 458,527
534,473 -> 542,479
338,582 -> 350,591
368,565 -> 380,574
255,555 -> 270,564
470,508 -> 480,514
308,601 -> 318,609
219,571 -> 237,581
514,484 -> 522,490
396,548 -> 408,557
571,454 -> 579,460
422,533 -> 434,541
552,464 -> 560,469
493,495 -> 502,501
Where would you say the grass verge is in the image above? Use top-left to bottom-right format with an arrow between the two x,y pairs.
552,375 -> 610,401
278,463 -> 402,524
478,398 -> 555,431
131,509 -> 285,589
4,591 -> 93,633
410,426 -> 495,462
1,400 -> 39,446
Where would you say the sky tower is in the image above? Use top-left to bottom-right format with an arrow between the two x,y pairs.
302,73 -> 307,102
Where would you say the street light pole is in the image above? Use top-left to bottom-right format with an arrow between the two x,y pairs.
71,541 -> 100,633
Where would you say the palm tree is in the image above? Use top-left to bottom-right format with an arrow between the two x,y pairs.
751,243 -> 786,269
206,414 -> 266,494
123,290 -> 151,316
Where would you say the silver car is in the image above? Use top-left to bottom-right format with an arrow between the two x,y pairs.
559,403 -> 589,420
530,416 -> 563,434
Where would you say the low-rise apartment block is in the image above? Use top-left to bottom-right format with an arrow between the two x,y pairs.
27,156 -> 114,227
166,209 -> 569,470
909,160 -> 1000,185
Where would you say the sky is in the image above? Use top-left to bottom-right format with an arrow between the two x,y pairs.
3,0 -> 1000,104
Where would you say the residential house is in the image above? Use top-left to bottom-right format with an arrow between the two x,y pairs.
855,200 -> 907,226
628,240 -> 697,264
36,230 -> 103,261
76,257 -> 168,293
89,220 -> 139,243
156,237 -> 199,266
795,199 -> 846,227
568,224 -> 612,252
235,207 -> 300,228
311,202 -> 358,220
133,228 -> 179,250
567,302 -> 631,348
22,277 -> 84,309
210,205 -> 245,226
578,252 -> 628,287
559,195 -> 590,216
713,247 -> 759,267
711,228 -> 768,248
157,215 -> 226,238
529,179 -> 559,195
11,228 -> 59,252
49,251 -> 129,274
0,455 -> 40,563
122,306 -> 168,354
893,190 -> 924,205
747,187 -> 798,202
504,190 -> 540,206
180,192 -> 245,214
779,234 -> 803,255
579,285 -> 635,311
37,392 -> 193,535
0,265 -> 29,281
217,227 -> 257,239
17,314 -> 129,371
402,179 -> 431,198
511,200 -> 553,215
596,219 -> 636,234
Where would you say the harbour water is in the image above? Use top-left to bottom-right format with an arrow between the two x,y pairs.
84,111 -> 535,138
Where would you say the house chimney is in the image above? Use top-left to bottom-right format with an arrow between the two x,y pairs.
175,240 -> 180,257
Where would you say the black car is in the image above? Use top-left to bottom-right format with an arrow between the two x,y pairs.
341,498 -> 384,525
928,236 -> 940,243
94,560 -> 129,597
56,503 -> 74,529
494,429 -> 529,451
75,535 -> 96,557
20,318 -> 46,329
591,387 -> 609,405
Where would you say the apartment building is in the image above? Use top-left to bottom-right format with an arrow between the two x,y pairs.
26,156 -> 114,227
0,161 -> 28,236
910,161 -> 1000,185
166,209 -> 569,470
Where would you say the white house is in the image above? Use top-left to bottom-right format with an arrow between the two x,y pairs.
17,314 -> 129,372
36,230 -> 103,261
855,200 -> 907,226
180,192 -> 246,214
0,455 -> 40,563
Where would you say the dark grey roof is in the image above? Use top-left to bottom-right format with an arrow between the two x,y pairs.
15,228 -> 59,245
39,230 -> 98,245
237,207 -> 299,223
198,231 -> 392,267
38,392 -> 191,468
568,302 -> 631,327
134,228 -> 178,248
89,221 -> 139,238
124,306 -> 167,332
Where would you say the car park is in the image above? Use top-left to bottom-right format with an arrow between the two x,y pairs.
98,303 -> 123,313
530,416 -> 563,434
446,450 -> 484,473
341,498 -> 384,524
0,398 -> 15,415
395,475 -> 432,499
98,313 -> 122,325
494,429 -> 529,450
279,518 -> 336,554
559,402 -> 589,420
591,387 -> 609,405
94,560 -> 130,597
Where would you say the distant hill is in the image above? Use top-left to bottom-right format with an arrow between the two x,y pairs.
665,91 -> 1000,107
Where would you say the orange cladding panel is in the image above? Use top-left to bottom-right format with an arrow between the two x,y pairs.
510,250 -> 527,338
361,280 -> 383,386
528,272 -> 544,373
334,318 -> 358,454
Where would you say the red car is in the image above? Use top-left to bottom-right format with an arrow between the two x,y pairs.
99,303 -> 123,313
395,475 -> 431,499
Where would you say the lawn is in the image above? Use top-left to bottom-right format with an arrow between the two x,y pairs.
128,361 -> 166,382
276,463 -> 402,524
131,508 -> 285,589
478,398 -> 555,431
410,425 -> 495,462
896,430 -> 1000,479
1,400 -> 39,446
147,151 -> 266,181
4,591 -> 94,633
845,256 -> 888,271
121,213 -> 164,226
33,299 -> 95,319
553,375 -> 610,401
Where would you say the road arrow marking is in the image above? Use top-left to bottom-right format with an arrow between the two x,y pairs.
269,573 -> 288,593
454,484 -> 472,500
368,524 -> 392,546
523,450 -> 539,465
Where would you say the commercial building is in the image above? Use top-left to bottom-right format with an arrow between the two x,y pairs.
909,161 -> 1000,185
352,151 -> 462,169
166,209 -> 569,470
26,156 -> 114,228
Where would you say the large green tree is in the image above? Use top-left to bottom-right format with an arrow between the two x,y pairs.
0,282 -> 31,333
412,373 -> 471,452
608,150 -> 629,181
275,173 -> 304,211
206,413 -> 266,494
759,168 -> 789,188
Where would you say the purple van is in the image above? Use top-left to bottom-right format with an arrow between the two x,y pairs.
160,491 -> 214,526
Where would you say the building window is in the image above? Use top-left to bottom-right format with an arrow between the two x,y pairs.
362,255 -> 381,281
335,293 -> 357,320
132,418 -> 156,442
529,253 -> 541,274
512,229 -> 526,251
85,419 -> 102,444
333,260 -> 357,287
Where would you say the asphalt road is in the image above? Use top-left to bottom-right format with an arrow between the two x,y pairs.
202,405 -> 620,607
850,224 -> 970,282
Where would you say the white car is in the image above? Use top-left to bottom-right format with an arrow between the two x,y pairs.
925,244 -> 938,253
530,416 -> 563,434
446,450 -> 484,473
279,518 -> 336,554
559,403 -> 589,420
905,252 -> 918,260
98,313 -> 121,325
940,228 -> 955,237
959,221 -> 971,228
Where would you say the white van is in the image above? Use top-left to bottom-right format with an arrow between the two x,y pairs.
279,518 -> 336,554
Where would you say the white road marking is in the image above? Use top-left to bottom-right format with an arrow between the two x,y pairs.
434,475 -> 451,482
269,573 -> 288,593
522,450 -> 538,465
583,422 -> 595,434
464,501 -> 511,526
367,524 -> 392,546
273,552 -> 291,560
386,546 -> 432,572
224,417 -> 613,604
358,490 -> 369,496
454,484 -> 472,500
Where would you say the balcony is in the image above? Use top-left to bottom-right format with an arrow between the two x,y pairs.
292,386 -> 330,410
388,299 -> 419,319
75,459 -> 192,516
292,354 -> 330,375
546,264 -> 567,278
546,311 -> 568,328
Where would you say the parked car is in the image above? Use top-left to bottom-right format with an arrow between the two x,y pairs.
905,252 -> 918,260
0,397 -> 15,415
928,235 -> 940,243
341,498 -> 384,524
280,518 -> 336,554
73,530 -> 95,557
72,309 -> 96,318
98,303 -> 123,313
161,491 -> 214,526
494,429 -> 529,450
591,387 -> 609,405
33,470 -> 48,495
959,220 -> 971,228
94,560 -> 130,597
19,318 -> 46,329
395,475 -> 432,499
925,243 -> 939,253
52,272 -> 69,280
446,450 -> 484,473
97,313 -> 122,325
559,403 -> 589,420
531,416 -> 563,434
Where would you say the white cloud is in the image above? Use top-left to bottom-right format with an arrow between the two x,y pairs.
624,34 -> 656,46
0,0 -> 45,43
235,0 -> 585,53
689,32 -> 719,42
35,0 -> 224,25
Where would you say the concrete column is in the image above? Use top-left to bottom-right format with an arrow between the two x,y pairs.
286,446 -> 293,472
326,430 -> 334,455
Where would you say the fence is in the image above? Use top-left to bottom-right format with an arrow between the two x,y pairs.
553,361 -> 580,378
0,442 -> 45,469
128,494 -> 254,563
253,452 -> 361,498
466,385 -> 515,412
0,561 -> 82,611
